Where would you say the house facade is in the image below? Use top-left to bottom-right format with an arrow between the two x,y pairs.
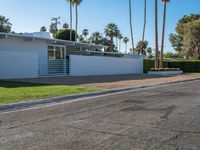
0,32 -> 144,79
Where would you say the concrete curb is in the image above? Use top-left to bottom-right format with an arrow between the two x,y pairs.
0,77 -> 200,113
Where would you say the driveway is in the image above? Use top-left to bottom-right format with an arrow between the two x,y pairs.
0,80 -> 200,150
12,73 -> 200,89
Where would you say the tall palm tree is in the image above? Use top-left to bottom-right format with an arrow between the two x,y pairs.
118,34 -> 123,52
141,0 -> 147,55
66,0 -> 74,41
129,0 -> 134,50
160,0 -> 170,68
104,23 -> 119,52
0,15 -> 12,33
74,0 -> 83,42
154,0 -> 159,68
82,29 -> 89,42
123,37 -> 129,54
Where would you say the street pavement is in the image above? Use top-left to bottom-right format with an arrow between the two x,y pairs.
0,80 -> 200,150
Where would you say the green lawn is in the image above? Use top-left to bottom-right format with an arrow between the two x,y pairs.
0,81 -> 101,104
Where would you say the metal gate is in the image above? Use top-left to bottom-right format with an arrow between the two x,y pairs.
38,59 -> 70,77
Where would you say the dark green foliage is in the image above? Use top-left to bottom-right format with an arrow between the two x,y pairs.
163,52 -> 180,58
167,60 -> 200,73
144,59 -> 200,73
62,23 -> 69,29
56,29 -> 77,41
88,32 -> 103,45
0,15 -> 12,33
169,14 -> 200,59
40,26 -> 47,32
134,40 -> 152,55
176,14 -> 200,36
144,59 -> 155,73
169,34 -> 183,52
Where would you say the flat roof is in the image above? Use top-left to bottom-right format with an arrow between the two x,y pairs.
0,32 -> 104,50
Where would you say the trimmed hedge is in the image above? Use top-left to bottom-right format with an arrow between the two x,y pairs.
144,59 -> 200,73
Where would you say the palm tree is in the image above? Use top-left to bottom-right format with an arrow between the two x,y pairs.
129,0 -> 134,50
118,34 -> 123,52
160,0 -> 170,68
79,35 -> 84,43
154,0 -> 159,68
82,29 -> 89,42
104,23 -> 119,52
63,23 -> 69,29
66,0 -> 74,41
0,15 -> 12,33
123,37 -> 129,53
141,0 -> 147,55
88,32 -> 103,45
74,0 -> 83,42
40,26 -> 47,32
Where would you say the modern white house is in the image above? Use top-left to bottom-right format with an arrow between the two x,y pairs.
0,32 -> 144,79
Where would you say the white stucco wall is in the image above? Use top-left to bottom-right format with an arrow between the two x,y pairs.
0,37 -> 48,60
70,55 -> 143,76
0,36 -> 49,77
0,51 -> 38,79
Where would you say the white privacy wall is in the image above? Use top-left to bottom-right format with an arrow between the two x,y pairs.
70,55 -> 143,76
0,51 -> 38,79
0,37 -> 48,78
0,37 -> 47,60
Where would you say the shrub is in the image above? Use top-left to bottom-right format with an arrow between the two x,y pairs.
56,29 -> 77,41
144,59 -> 154,73
144,59 -> 200,73
167,60 -> 200,73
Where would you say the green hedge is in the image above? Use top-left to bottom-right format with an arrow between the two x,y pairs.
144,59 -> 200,73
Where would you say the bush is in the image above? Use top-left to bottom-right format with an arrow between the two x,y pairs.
167,60 -> 200,73
56,29 -> 77,41
144,59 -> 154,73
144,59 -> 200,73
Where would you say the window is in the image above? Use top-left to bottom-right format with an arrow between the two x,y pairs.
48,46 -> 65,60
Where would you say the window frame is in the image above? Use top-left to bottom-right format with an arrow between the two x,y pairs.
48,45 -> 65,60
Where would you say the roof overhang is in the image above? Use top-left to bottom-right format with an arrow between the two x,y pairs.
0,32 -> 104,50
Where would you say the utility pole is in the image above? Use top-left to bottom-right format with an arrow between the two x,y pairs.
51,17 -> 61,37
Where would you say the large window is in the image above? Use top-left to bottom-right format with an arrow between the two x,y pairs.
48,46 -> 65,60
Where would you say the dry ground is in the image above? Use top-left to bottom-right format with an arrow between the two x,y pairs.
12,73 -> 200,89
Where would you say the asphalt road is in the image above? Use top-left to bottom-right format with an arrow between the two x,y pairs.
0,80 -> 200,150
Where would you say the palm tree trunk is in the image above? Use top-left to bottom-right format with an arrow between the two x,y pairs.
119,40 -> 121,52
70,1 -> 72,41
160,1 -> 167,68
141,0 -> 147,55
154,0 -> 159,68
129,0 -> 134,50
125,43 -> 127,54
75,3 -> 78,42
110,36 -> 113,52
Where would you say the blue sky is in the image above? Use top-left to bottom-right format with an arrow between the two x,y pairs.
0,0 -> 200,53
